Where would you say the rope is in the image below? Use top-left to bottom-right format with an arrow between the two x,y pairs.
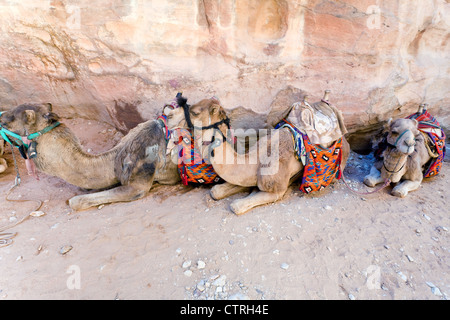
0,146 -> 44,247
341,173 -> 391,196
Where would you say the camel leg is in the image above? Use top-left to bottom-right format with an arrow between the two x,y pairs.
391,179 -> 422,198
0,158 -> 7,174
68,185 -> 148,211
230,190 -> 284,216
210,182 -> 252,200
364,166 -> 384,187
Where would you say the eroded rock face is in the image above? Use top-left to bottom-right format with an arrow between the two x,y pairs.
0,1 -> 448,152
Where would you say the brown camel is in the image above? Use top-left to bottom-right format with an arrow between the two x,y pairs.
363,106 -> 444,197
0,101 -> 187,211
166,94 -> 350,215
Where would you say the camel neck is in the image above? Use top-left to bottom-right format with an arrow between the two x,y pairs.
206,126 -> 258,187
34,125 -> 119,189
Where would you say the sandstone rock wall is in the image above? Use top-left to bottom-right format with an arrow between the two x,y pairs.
0,0 -> 448,151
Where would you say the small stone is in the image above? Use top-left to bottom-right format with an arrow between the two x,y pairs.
184,270 -> 193,277
397,271 -> 407,282
431,287 -> 443,297
59,245 -> 73,255
324,205 -> 332,211
182,260 -> 191,269
406,255 -> 414,262
348,293 -> 356,300
197,260 -> 206,269
281,263 -> 289,270
196,284 -> 205,292
212,275 -> 227,286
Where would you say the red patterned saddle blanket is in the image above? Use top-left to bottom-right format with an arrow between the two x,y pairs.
407,110 -> 446,178
173,129 -> 222,186
276,119 -> 342,194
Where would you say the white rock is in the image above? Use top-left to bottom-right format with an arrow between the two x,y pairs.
281,263 -> 289,270
212,275 -> 227,286
197,260 -> 206,269
184,270 -> 193,277
182,260 -> 191,268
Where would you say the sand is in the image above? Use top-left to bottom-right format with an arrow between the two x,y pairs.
0,118 -> 448,300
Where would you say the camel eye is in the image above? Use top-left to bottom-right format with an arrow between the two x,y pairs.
391,130 -> 399,135
191,110 -> 200,116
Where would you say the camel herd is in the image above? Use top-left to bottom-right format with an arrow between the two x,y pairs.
0,94 -> 445,214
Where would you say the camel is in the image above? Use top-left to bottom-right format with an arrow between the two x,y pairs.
363,105 -> 445,197
0,100 -> 187,211
166,93 -> 350,215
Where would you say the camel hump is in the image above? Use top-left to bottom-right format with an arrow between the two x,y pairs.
115,120 -> 167,185
285,98 -> 347,146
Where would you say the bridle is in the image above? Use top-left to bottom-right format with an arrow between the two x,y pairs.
181,101 -> 232,143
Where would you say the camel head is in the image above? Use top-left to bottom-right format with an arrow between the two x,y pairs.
166,97 -> 229,135
385,118 -> 419,155
0,103 -> 59,138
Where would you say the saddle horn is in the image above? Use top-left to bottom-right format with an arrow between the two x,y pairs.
323,90 -> 331,101
418,103 -> 428,114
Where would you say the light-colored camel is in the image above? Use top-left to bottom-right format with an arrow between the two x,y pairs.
0,101 -> 187,211
363,114 -> 435,197
166,95 -> 350,215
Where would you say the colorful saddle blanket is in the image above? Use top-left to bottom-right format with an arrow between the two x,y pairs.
276,119 -> 342,194
173,129 -> 222,186
407,110 -> 446,178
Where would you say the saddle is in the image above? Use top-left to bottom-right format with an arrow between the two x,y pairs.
407,109 -> 446,178
276,95 -> 346,194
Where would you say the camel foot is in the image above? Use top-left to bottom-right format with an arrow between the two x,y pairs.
230,190 -> 283,216
391,180 -> 421,198
0,158 -> 7,174
68,185 -> 148,211
210,183 -> 251,201
391,188 -> 407,198
363,167 -> 383,187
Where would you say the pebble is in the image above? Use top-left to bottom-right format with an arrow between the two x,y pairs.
426,282 -> 443,297
184,270 -> 193,277
197,260 -> 206,269
212,275 -> 227,287
348,293 -> 356,300
182,260 -> 191,269
59,245 -> 73,255
281,263 -> 289,270
406,255 -> 414,262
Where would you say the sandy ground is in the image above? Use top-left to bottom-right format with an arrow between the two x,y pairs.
0,118 -> 448,300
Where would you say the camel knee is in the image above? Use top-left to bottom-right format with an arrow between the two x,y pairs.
0,158 -> 7,174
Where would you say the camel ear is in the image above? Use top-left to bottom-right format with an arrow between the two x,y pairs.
24,109 -> 36,125
44,103 -> 53,112
383,118 -> 392,132
210,103 -> 222,115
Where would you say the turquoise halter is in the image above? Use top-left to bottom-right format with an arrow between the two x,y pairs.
0,111 -> 61,149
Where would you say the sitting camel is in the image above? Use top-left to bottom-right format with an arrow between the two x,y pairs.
0,139 -> 7,173
364,105 -> 446,197
0,101 -> 187,211
166,93 -> 350,215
